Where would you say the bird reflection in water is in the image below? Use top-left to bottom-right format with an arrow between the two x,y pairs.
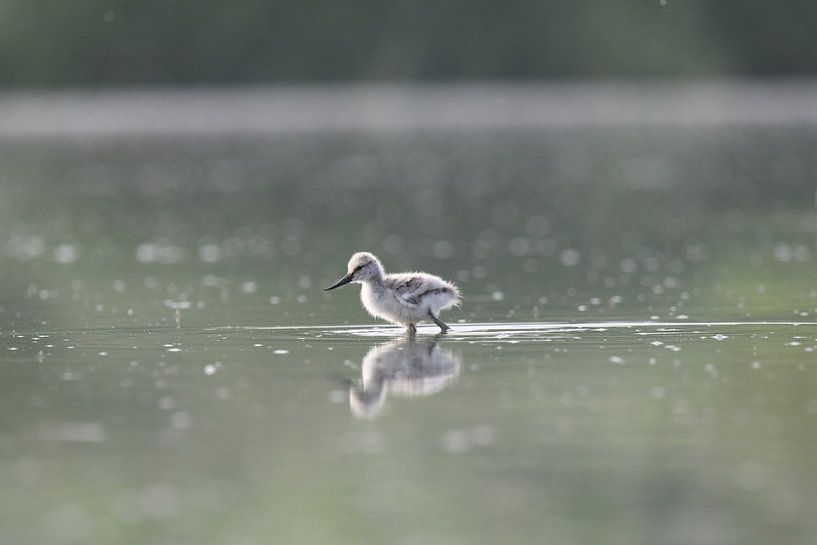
349,335 -> 461,419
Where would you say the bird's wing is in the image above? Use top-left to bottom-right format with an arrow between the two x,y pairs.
389,274 -> 453,307
389,275 -> 426,306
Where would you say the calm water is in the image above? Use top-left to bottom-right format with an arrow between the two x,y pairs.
1,88 -> 817,544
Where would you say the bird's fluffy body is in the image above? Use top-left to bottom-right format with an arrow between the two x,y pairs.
361,271 -> 461,327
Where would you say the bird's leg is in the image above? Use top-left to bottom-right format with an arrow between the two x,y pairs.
407,323 -> 417,336
428,311 -> 450,333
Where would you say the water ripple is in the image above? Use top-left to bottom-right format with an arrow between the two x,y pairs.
211,320 -> 816,342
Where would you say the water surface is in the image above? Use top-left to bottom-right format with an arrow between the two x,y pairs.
1,86 -> 816,544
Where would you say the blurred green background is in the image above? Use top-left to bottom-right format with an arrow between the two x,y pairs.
1,0 -> 816,87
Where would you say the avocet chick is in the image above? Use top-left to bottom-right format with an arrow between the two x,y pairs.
324,252 -> 461,333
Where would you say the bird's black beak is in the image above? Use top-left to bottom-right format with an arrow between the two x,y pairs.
324,273 -> 354,291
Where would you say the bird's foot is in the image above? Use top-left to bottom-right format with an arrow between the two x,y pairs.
428,312 -> 451,334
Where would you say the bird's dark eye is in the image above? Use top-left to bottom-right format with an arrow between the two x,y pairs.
353,264 -> 364,273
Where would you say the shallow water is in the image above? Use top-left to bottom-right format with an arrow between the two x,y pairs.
2,320 -> 816,544
1,88 -> 817,544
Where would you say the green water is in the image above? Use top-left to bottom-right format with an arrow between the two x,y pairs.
1,123 -> 816,544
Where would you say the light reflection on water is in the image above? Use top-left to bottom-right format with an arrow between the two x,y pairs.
225,319 -> 817,340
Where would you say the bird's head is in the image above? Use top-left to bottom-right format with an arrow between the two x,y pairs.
324,252 -> 384,291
